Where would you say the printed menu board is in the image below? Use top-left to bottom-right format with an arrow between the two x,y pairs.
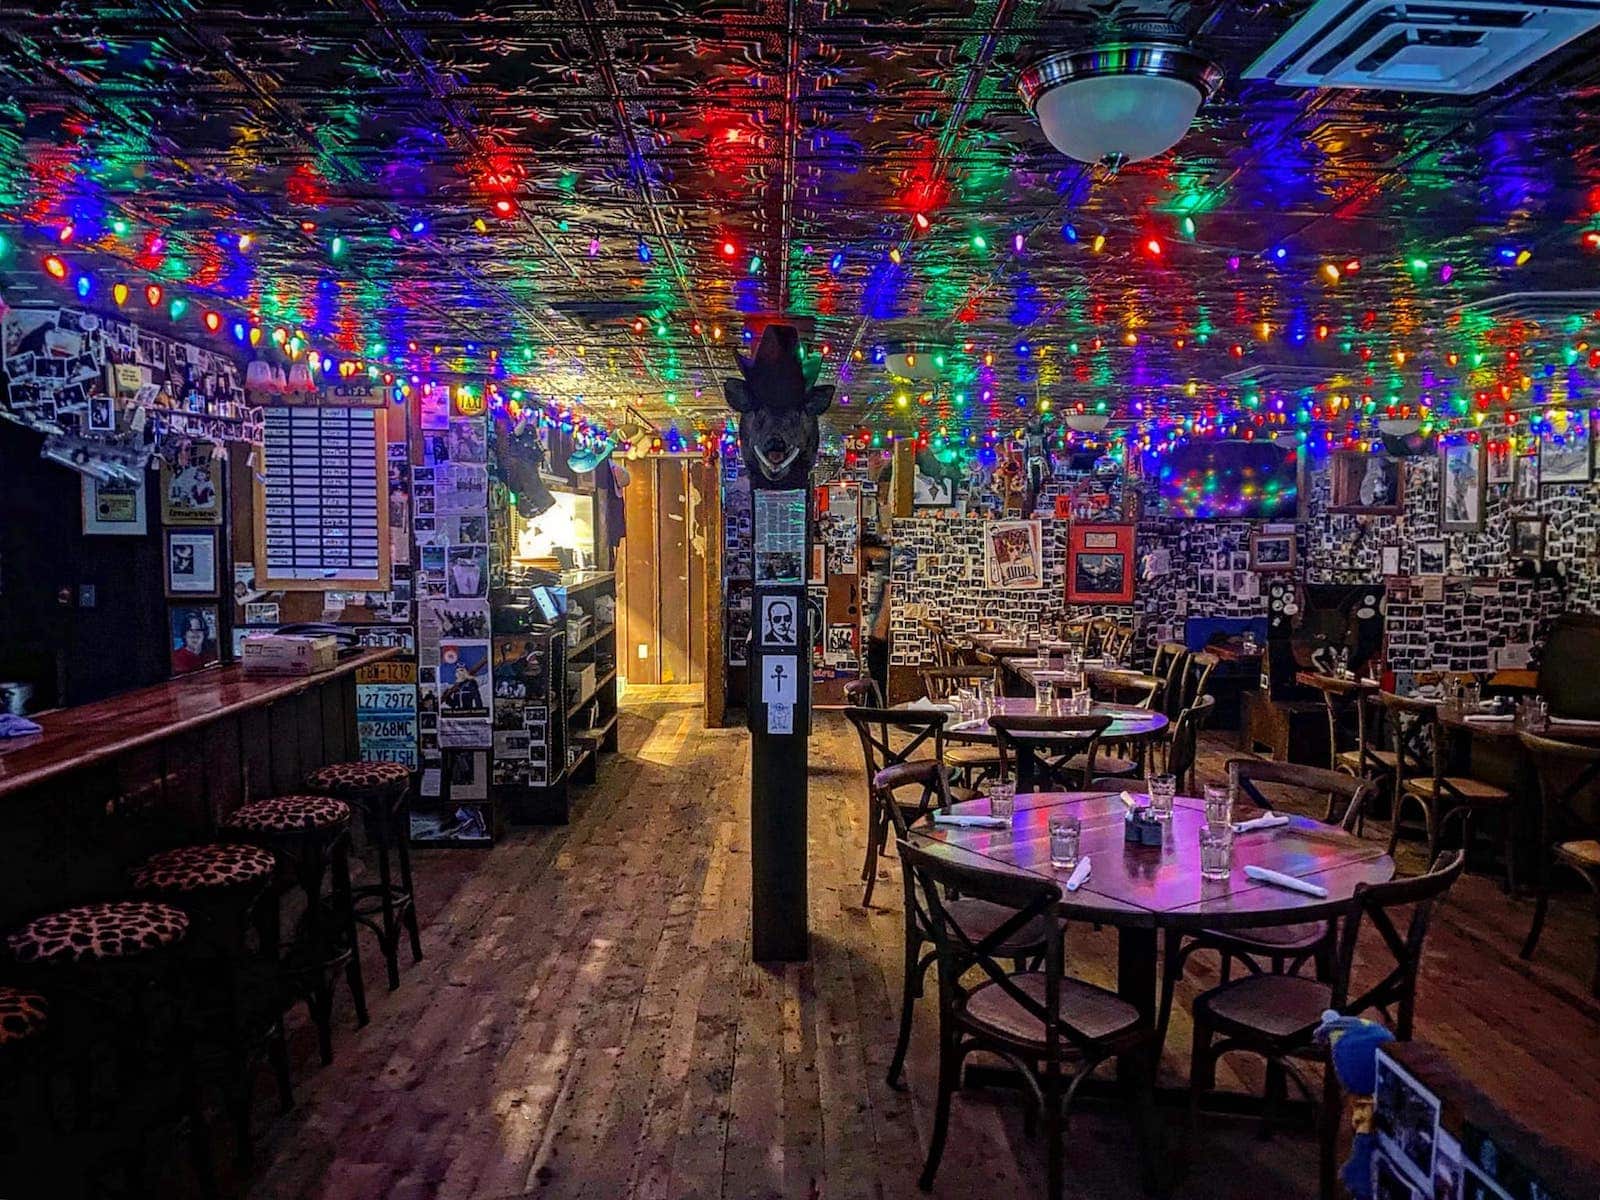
254,405 -> 390,589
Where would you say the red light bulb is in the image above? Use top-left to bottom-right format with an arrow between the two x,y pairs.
203,311 -> 222,332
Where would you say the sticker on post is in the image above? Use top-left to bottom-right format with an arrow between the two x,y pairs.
761,655 -> 798,705
767,703 -> 795,734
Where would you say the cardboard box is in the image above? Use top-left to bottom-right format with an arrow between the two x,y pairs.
241,633 -> 339,676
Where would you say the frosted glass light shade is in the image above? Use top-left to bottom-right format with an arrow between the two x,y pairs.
1033,75 -> 1204,164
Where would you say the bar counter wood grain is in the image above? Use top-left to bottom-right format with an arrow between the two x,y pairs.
0,647 -> 397,799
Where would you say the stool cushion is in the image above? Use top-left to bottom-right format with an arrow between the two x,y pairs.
306,761 -> 410,795
223,795 -> 351,834
7,901 -> 189,965
0,986 -> 47,1045
131,843 -> 277,894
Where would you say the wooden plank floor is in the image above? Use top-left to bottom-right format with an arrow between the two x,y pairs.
243,687 -> 1600,1199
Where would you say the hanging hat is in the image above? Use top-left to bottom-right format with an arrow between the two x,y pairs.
567,438 -> 614,474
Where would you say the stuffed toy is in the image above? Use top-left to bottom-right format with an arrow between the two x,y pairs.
1316,1010 -> 1395,1200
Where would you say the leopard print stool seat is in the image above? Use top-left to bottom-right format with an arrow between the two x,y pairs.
130,843 -> 277,895
6,901 -> 189,966
222,794 -> 351,836
0,986 -> 47,1046
305,760 -> 410,799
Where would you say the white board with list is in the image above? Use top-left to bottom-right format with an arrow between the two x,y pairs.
254,405 -> 391,589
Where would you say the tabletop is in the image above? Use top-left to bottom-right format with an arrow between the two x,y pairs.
1436,706 -> 1600,743
0,647 -> 398,798
915,789 -> 1394,931
945,697 -> 1168,744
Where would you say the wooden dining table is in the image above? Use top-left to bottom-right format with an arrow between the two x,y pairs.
915,789 -> 1394,1049
943,696 -> 1168,746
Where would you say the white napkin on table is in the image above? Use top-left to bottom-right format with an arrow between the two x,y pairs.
1549,716 -> 1600,728
1064,857 -> 1092,892
1464,713 -> 1513,723
1232,814 -> 1291,834
1119,790 -> 1140,810
1243,865 -> 1328,897
932,813 -> 1008,829
904,697 -> 956,713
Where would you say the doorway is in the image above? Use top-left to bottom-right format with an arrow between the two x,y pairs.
618,457 -> 713,686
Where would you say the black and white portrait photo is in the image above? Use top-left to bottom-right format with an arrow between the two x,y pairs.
759,594 -> 798,648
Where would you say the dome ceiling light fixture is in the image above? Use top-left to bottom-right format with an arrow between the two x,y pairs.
881,342 -> 949,382
1018,29 -> 1224,167
1064,413 -> 1112,433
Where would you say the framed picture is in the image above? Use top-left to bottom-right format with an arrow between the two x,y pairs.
1249,530 -> 1297,573
169,604 -> 221,675
165,529 -> 220,597
81,473 -> 147,536
1513,449 -> 1540,504
1486,441 -> 1514,485
1415,539 -> 1447,577
758,593 -> 800,649
1329,450 -> 1403,514
1065,522 -> 1135,603
1539,418 -> 1591,485
1438,441 -> 1484,531
984,519 -> 1044,590
912,459 -> 963,508
1510,515 -> 1546,566
160,458 -> 224,526
1380,545 -> 1402,577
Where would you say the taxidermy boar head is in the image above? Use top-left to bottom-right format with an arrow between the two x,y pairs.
724,324 -> 833,488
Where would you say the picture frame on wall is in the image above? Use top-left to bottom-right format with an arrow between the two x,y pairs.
1539,418 -> 1592,486
1249,530 -> 1297,573
169,604 -> 221,675
160,458 -> 224,526
1329,450 -> 1403,514
1065,522 -> 1135,603
1438,441 -> 1485,531
80,473 -> 148,536
1510,515 -> 1546,566
1380,545 -> 1402,577
1415,539 -> 1447,577
1513,449 -> 1540,505
165,529 -> 221,597
1485,441 -> 1515,485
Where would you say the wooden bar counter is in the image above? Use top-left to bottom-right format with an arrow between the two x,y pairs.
0,647 -> 396,928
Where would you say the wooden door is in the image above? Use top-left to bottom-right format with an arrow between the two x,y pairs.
619,458 -> 709,686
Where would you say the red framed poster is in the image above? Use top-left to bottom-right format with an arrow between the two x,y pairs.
1065,522 -> 1136,604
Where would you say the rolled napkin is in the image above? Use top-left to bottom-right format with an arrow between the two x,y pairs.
1548,716 -> 1600,728
1232,813 -> 1291,834
1243,864 -> 1328,898
1064,857 -> 1092,892
1463,713 -> 1513,723
931,813 -> 1008,829
1119,790 -> 1140,810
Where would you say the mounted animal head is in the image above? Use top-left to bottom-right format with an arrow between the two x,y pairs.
724,324 -> 833,488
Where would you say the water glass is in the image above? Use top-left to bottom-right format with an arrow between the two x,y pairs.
1146,772 -> 1177,822
989,782 -> 1016,820
1199,824 -> 1234,881
1203,784 -> 1232,827
1516,696 -> 1549,732
1462,680 -> 1482,711
1049,814 -> 1082,870
1035,679 -> 1057,714
1073,690 -> 1093,716
977,677 -> 996,714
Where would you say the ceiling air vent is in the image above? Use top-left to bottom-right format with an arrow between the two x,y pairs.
1447,290 -> 1600,323
548,299 -> 642,329
1221,363 -> 1333,390
1244,0 -> 1600,94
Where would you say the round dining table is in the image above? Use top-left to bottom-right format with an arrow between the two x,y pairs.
914,788 -> 1394,1044
944,696 -> 1167,745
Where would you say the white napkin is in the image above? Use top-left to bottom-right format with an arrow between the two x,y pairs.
1464,713 -> 1513,723
905,697 -> 956,713
932,813 -> 1008,829
1243,865 -> 1328,897
1549,716 -> 1600,728
1233,814 -> 1290,834
1064,857 -> 1092,892
1119,790 -> 1140,810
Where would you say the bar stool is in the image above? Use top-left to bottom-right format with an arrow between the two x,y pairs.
0,984 -> 49,1163
221,795 -> 367,1065
305,761 -> 424,991
6,900 -> 215,1198
129,841 -> 292,1163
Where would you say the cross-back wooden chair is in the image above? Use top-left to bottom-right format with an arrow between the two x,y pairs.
1300,672 -> 1384,778
917,664 -> 1005,788
1188,850 -> 1465,1200
843,676 -> 884,708
989,713 -> 1112,793
1148,641 -> 1189,716
1182,651 -> 1219,711
1517,732 -> 1600,995
1379,691 -> 1514,884
1155,758 -> 1377,1054
1086,615 -> 1117,657
898,837 -> 1155,1199
873,761 -> 1057,1089
1102,623 -> 1135,663
843,705 -> 948,906
1159,694 -> 1215,794
919,617 -> 957,668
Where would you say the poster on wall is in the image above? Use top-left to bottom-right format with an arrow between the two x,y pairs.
983,519 -> 1043,590
169,605 -> 221,675
438,637 -> 491,747
1538,418 -> 1592,485
753,489 -> 807,584
1439,441 -> 1485,531
161,458 -> 224,526
1065,522 -> 1135,603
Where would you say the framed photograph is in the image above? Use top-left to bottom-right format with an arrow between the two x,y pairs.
160,458 -> 224,526
169,604 -> 221,675
1329,450 -> 1403,514
1513,449 -> 1540,504
912,460 -> 963,508
81,473 -> 147,536
165,529 -> 220,597
1065,522 -> 1135,603
1439,441 -> 1484,531
1380,545 -> 1402,577
1485,441 -> 1514,485
1415,539 -> 1447,577
1249,530 -> 1297,573
1509,515 -> 1546,566
1539,418 -> 1591,485
985,519 -> 1045,591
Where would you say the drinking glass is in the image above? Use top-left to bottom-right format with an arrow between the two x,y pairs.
1146,772 -> 1177,822
1035,679 -> 1057,714
1049,814 -> 1082,870
1199,824 -> 1234,881
1073,691 -> 1093,716
1462,681 -> 1482,711
1203,784 -> 1232,827
988,782 -> 1016,820
955,687 -> 975,719
977,677 -> 996,714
